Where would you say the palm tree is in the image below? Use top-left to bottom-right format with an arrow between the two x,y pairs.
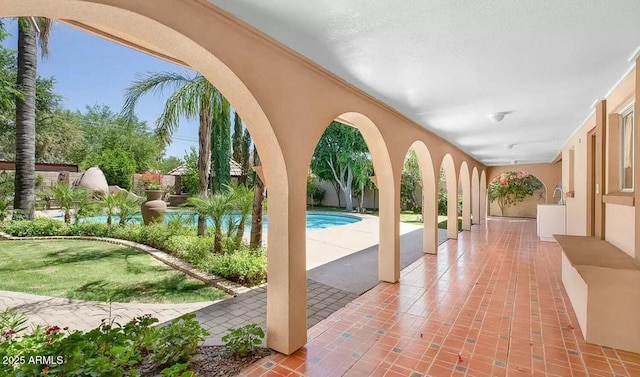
13,17 -> 52,220
231,184 -> 253,248
48,182 -> 88,224
122,72 -> 225,236
112,191 -> 141,226
186,192 -> 233,253
250,147 -> 265,249
103,193 -> 118,226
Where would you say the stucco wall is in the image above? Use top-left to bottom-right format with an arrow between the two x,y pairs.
489,188 -> 545,218
561,66 -> 637,260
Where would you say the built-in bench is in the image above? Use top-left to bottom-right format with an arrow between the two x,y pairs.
554,235 -> 640,354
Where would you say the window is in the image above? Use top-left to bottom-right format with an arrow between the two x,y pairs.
620,106 -> 634,191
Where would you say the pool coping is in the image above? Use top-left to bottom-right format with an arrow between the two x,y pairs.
0,231 -> 254,297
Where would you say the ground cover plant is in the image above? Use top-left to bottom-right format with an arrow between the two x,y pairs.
0,219 -> 268,287
0,240 -> 227,303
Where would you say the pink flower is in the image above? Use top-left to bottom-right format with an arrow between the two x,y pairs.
45,325 -> 61,335
2,329 -> 16,338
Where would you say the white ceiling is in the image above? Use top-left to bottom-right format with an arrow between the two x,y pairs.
210,0 -> 640,165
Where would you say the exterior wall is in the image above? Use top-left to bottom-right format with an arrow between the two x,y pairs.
562,67 -> 637,258
312,179 -> 424,210
489,188 -> 545,218
0,169 -> 83,188
487,163 -> 561,204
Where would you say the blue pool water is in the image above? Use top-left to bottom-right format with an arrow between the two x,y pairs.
63,211 -> 360,231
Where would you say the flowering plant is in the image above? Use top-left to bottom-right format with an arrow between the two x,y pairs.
139,171 -> 163,191
488,171 -> 543,215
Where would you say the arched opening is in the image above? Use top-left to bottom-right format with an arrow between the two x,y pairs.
400,141 -> 438,254
487,171 -> 547,218
440,154 -> 458,239
308,112 -> 397,282
0,1 -> 306,354
471,167 -> 480,225
459,162 -> 471,231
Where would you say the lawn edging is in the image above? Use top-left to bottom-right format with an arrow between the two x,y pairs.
0,231 -> 250,296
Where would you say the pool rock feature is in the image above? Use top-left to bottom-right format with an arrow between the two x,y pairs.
142,190 -> 167,225
75,167 -> 109,195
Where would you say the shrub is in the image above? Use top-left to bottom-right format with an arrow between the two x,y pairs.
222,323 -> 265,357
165,236 -> 213,264
0,218 -> 67,237
83,149 -> 136,190
0,310 -> 207,376
207,248 -> 267,286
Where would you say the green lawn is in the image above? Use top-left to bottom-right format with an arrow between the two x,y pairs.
0,240 -> 228,303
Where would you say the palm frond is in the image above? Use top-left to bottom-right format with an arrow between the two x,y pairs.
36,17 -> 53,58
120,71 -> 196,122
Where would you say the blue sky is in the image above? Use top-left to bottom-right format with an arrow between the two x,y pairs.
1,20 -> 203,159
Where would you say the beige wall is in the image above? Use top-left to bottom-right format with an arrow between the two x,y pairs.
561,67 -> 637,259
489,188 -> 545,218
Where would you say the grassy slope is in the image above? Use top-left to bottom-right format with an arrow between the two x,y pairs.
0,240 -> 227,303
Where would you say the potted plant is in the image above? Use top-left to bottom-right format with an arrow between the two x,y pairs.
139,171 -> 167,225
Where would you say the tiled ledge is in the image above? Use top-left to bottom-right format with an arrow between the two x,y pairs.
0,231 -> 252,296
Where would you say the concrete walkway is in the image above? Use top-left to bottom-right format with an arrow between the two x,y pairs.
0,291 -> 215,331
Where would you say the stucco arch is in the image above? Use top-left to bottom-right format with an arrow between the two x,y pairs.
459,162 -> 471,231
440,154 -> 458,239
0,0 -> 306,354
405,141 -> 438,254
316,112 -> 399,282
471,167 -> 480,225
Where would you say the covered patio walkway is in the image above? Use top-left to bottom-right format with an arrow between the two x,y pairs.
242,218 -> 640,377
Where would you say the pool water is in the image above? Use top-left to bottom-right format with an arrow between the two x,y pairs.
63,211 -> 360,231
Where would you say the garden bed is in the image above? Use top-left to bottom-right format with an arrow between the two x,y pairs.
0,219 -> 267,289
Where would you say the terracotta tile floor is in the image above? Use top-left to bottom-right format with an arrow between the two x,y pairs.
240,218 -> 640,377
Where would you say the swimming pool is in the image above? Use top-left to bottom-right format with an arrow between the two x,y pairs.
61,211 -> 361,231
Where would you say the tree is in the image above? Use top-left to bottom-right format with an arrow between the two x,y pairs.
48,182 -> 91,224
186,191 -> 234,253
74,105 -> 160,173
157,156 -> 183,174
310,122 -> 368,211
13,17 -> 52,220
0,171 -> 14,221
232,112 -> 243,166
241,127 -> 252,186
83,149 -> 136,190
230,184 -> 253,248
122,72 -> 226,236
180,147 -> 200,196
400,149 -> 420,211
488,171 -> 544,215
211,97 -> 231,193
250,146 -> 264,249
352,154 -> 373,210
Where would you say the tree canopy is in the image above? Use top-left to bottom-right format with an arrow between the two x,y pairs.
310,121 -> 369,211
488,171 -> 544,215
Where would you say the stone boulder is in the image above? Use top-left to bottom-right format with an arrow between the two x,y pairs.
108,185 -> 141,201
75,167 -> 109,195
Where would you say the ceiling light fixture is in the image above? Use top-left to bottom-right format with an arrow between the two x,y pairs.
488,112 -> 509,123
504,144 -> 514,149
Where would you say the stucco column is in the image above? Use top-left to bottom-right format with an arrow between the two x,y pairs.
472,172 -> 480,225
265,166 -> 307,355
378,170 -> 401,282
423,187 -> 438,254
480,173 -> 487,222
461,182 -> 471,231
